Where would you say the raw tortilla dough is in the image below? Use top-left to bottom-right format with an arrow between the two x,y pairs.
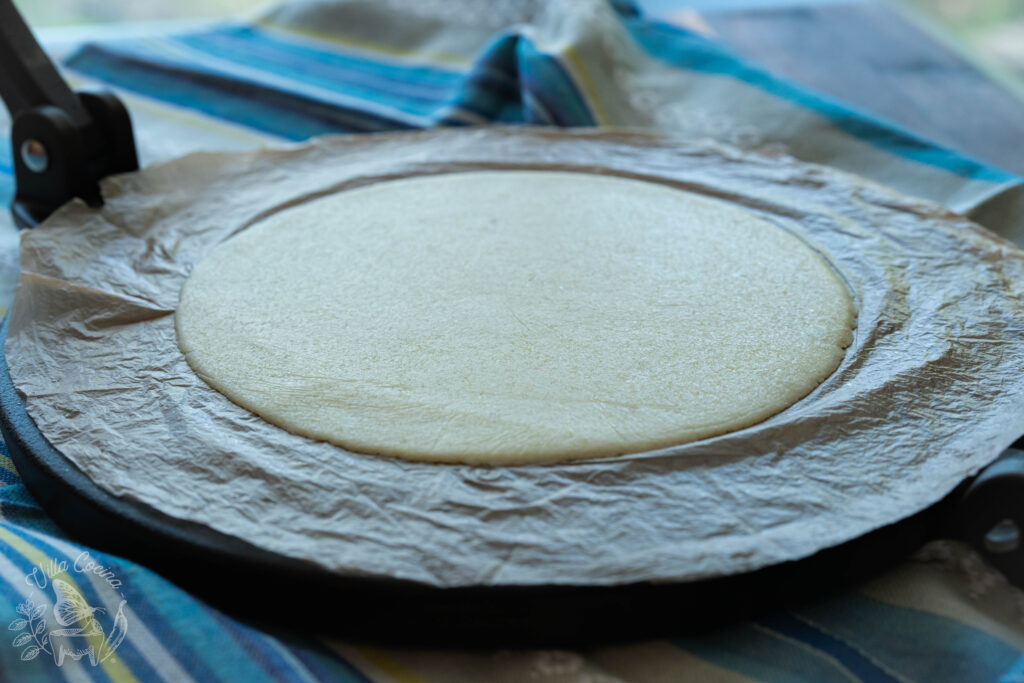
175,170 -> 855,465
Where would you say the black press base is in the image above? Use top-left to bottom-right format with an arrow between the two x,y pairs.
0,315 -> 960,646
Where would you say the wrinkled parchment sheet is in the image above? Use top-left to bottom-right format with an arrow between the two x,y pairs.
8,128 -> 1024,588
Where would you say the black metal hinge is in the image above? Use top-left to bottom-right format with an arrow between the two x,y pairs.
0,0 -> 138,228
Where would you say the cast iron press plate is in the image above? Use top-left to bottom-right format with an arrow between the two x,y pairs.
0,315 -> 955,645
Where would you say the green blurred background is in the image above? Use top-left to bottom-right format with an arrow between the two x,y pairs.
11,0 -> 1024,79
12,0 -> 1024,32
13,0 -> 257,25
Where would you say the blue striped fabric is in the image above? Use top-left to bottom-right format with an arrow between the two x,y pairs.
56,4 -> 1018,187
1,1 -> 1023,680
794,595 -> 1021,681
755,613 -> 902,681
0,143 -> 11,209
63,23 -> 596,139
621,16 -> 1016,183
0,440 -> 379,682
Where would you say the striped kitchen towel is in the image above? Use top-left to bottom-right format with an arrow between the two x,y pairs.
51,0 -> 1024,244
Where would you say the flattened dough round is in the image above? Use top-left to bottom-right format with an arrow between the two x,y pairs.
175,171 -> 855,465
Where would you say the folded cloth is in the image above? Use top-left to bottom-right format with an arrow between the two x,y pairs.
0,1 -> 1023,681
53,0 -> 1024,242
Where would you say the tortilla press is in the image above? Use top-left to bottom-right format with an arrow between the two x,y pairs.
2,0 -> 1024,645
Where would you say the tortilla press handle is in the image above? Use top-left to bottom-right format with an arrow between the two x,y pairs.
0,0 -> 138,229
955,447 -> 1024,587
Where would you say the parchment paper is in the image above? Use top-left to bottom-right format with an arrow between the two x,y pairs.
8,128 -> 1024,588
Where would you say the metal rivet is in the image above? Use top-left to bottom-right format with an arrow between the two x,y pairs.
20,139 -> 49,174
984,518 -> 1020,554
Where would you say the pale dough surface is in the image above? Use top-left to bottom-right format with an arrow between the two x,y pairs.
175,171 -> 855,465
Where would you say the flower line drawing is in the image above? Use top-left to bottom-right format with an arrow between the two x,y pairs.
8,573 -> 128,667
9,600 -> 50,662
